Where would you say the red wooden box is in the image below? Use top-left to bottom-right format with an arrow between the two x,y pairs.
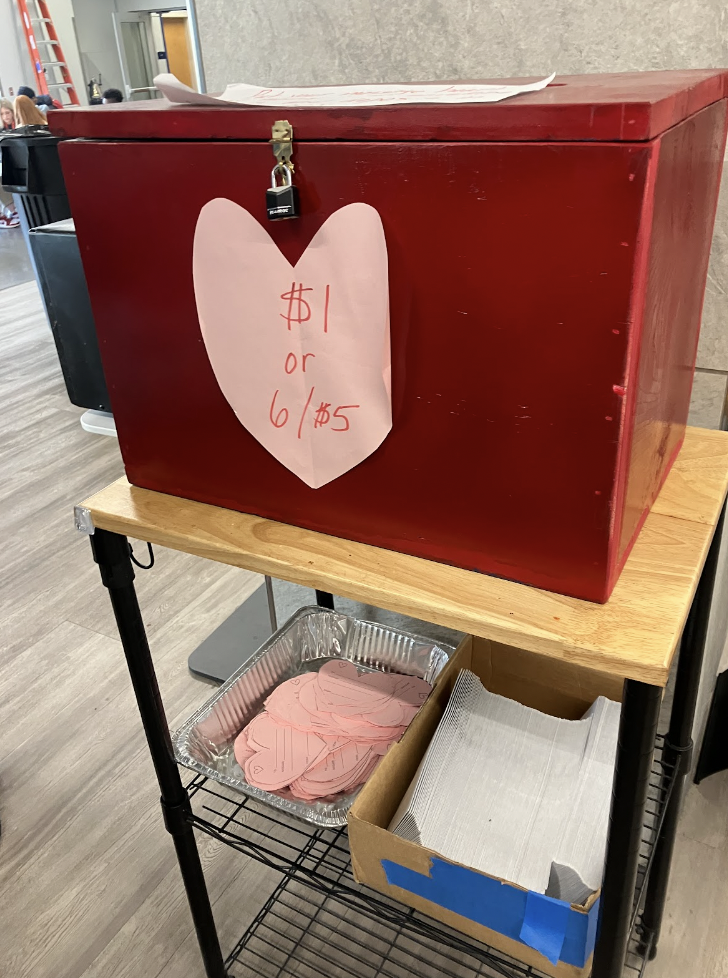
54,70 -> 728,602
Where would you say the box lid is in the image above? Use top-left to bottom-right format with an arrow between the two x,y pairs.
50,70 -> 728,143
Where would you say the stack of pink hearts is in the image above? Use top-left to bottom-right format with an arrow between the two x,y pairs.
234,659 -> 432,802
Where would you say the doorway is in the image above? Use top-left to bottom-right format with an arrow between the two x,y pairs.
113,8 -> 197,101
161,13 -> 195,89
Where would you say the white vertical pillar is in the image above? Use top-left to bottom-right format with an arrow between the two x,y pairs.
186,0 -> 207,93
0,0 -> 31,98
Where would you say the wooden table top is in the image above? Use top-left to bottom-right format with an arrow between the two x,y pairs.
79,427 -> 728,686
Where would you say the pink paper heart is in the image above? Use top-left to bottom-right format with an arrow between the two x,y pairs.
324,694 -> 394,717
318,660 -> 360,683
288,781 -> 322,801
233,734 -> 257,770
264,672 -> 319,730
390,676 -> 433,706
328,713 -> 403,741
315,660 -> 401,718
357,674 -> 432,724
359,673 -> 432,706
291,746 -> 383,799
297,680 -> 347,729
193,201 -> 391,488
314,681 -> 392,715
357,672 -> 400,691
245,712 -> 282,750
297,741 -> 374,788
237,664 -> 425,802
370,738 -> 399,756
355,754 -> 383,785
297,676 -> 372,725
244,725 -> 327,791
364,701 -> 407,726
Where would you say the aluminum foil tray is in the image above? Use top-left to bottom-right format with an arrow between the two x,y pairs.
173,606 -> 453,826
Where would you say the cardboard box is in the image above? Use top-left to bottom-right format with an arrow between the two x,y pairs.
348,636 -> 623,977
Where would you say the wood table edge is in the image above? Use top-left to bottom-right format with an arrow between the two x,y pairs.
79,476 -> 721,687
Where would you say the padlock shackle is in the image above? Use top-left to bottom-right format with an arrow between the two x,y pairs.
271,164 -> 293,189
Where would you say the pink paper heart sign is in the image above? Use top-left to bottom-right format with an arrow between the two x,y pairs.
193,200 -> 392,488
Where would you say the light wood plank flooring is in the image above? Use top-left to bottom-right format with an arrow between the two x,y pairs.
0,226 -> 34,291
0,281 -> 726,978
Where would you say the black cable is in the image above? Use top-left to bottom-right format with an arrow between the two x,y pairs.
129,541 -> 155,570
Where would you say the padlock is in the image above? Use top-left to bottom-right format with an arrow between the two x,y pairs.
266,165 -> 299,221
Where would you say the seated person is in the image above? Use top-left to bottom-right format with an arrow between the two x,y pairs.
1,98 -> 15,130
14,95 -> 48,127
17,86 -> 61,112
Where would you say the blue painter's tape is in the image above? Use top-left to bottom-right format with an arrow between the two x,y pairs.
381,857 -> 598,968
520,891 -> 570,965
584,894 -> 600,962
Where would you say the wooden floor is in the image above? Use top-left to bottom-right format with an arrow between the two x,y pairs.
0,281 -> 726,978
0,225 -> 34,291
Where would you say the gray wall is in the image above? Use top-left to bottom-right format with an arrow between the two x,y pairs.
196,1 -> 728,91
195,1 -> 728,744
196,1 -> 728,429
45,0 -> 87,104
67,0 -> 124,93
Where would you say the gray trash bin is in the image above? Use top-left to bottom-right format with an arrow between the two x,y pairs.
29,218 -> 110,413
0,126 -> 71,321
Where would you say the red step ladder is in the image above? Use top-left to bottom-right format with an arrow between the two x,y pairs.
15,0 -> 80,106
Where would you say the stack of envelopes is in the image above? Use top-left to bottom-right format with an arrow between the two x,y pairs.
390,669 -> 620,904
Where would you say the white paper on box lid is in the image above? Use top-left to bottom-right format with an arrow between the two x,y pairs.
154,72 -> 556,108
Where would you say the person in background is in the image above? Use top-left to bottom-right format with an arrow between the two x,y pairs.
0,202 -> 19,229
36,94 -> 58,111
102,88 -> 124,104
1,99 -> 15,130
14,95 -> 48,127
0,97 -> 20,226
16,85 -> 43,113
0,103 -> 19,228
16,86 -> 61,112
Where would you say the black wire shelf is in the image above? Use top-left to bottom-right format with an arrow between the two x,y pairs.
186,735 -> 675,978
226,877 -> 656,978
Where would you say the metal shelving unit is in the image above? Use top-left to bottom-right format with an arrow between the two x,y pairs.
77,449 -> 726,978
186,737 -> 676,978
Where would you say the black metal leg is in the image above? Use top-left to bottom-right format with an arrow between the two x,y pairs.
315,590 -> 335,609
640,501 -> 726,958
265,575 -> 277,631
592,680 -> 662,978
91,529 -> 226,978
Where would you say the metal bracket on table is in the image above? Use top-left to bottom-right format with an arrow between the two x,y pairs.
74,505 -> 95,535
74,496 -> 323,683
